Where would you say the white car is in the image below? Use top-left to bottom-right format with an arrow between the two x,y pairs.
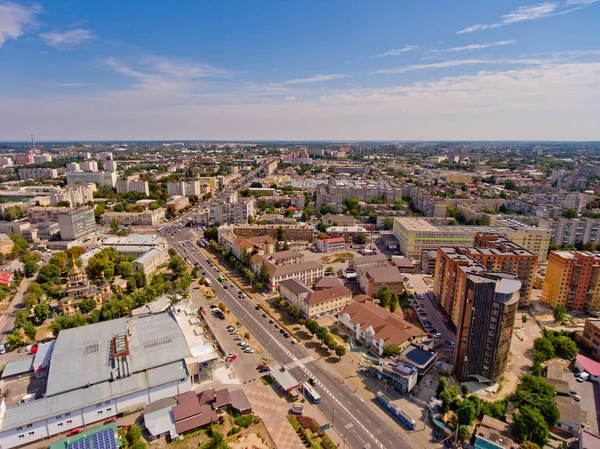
244,348 -> 255,353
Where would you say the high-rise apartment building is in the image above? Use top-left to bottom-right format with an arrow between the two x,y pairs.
472,233 -> 538,307
66,171 -> 117,187
542,251 -> 600,312
50,185 -> 94,207
18,168 -> 58,180
116,179 -> 150,196
210,198 -> 255,225
454,272 -> 521,382
57,208 -> 96,240
80,160 -> 98,172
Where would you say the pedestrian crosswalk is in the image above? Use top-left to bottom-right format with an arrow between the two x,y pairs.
283,356 -> 314,370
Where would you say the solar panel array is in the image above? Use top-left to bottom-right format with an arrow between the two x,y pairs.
67,438 -> 90,449
91,428 -> 117,449
66,429 -> 116,449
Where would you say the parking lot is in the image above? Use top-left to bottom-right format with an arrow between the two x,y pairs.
565,371 -> 600,435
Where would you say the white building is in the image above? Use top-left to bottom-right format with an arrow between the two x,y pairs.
210,198 -> 255,225
66,171 -> 117,187
57,207 -> 96,240
66,162 -> 80,172
104,160 -> 117,172
50,185 -> 94,207
80,160 -> 98,172
0,313 -> 196,449
116,179 -> 150,196
18,168 -> 58,180
101,208 -> 165,226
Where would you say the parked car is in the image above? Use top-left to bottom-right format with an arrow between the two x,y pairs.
256,364 -> 268,370
67,428 -> 81,437
226,326 -> 235,330
259,367 -> 270,373
573,394 -> 582,402
255,306 -> 260,310
233,336 -> 242,341
269,319 -> 274,324
433,333 -> 442,338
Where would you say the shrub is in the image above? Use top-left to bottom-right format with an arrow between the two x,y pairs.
234,414 -> 253,428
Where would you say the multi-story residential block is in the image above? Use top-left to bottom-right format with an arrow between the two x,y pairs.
0,234 -> 14,255
316,237 -> 345,253
13,152 -> 33,165
542,251 -> 600,312
358,266 -> 404,297
581,319 -> 600,361
472,233 -> 538,306
434,247 -> 486,327
50,185 -> 94,207
32,153 -> 53,164
409,188 -> 447,217
223,223 -> 314,242
0,222 -> 38,242
116,179 -> 150,196
35,222 -> 60,240
393,217 -> 550,262
101,208 -> 166,226
66,171 -> 117,187
326,226 -> 368,239
18,168 -> 58,180
265,159 -> 278,175
0,157 -> 13,167
27,206 -> 73,223
191,208 -> 210,227
337,302 -> 426,357
57,207 -> 96,240
552,217 -> 600,248
166,196 -> 190,214
104,160 -> 117,172
210,198 -> 255,225
251,255 -> 324,291
349,253 -> 388,272
454,272 -> 520,382
316,179 -> 404,213
80,160 -> 98,172
279,278 -> 352,318
262,250 -> 304,266
66,162 -> 80,171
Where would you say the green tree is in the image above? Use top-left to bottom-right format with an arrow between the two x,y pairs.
553,335 -> 578,359
315,326 -> 329,344
520,441 -> 541,449
355,233 -> 367,244
9,234 -> 29,255
23,321 -> 37,341
437,376 -> 449,396
127,425 -> 142,444
553,304 -> 567,323
562,208 -> 578,218
326,266 -> 335,274
37,264 -> 62,285
522,314 -> 528,324
78,298 -> 97,314
24,261 -> 38,278
14,309 -> 29,329
512,406 -> 549,447
7,330 -> 25,348
377,285 -> 391,308
335,345 -> 346,359
168,256 -> 188,278
27,282 -> 44,300
383,217 -> 393,230
457,399 -> 476,426
382,344 -> 401,357
513,375 -> 559,428
34,302 -> 51,323
259,262 -> 269,283
531,361 -> 543,376
457,425 -> 471,443
439,385 -> 459,412
116,261 -> 134,279
533,337 -> 555,362
389,292 -> 399,313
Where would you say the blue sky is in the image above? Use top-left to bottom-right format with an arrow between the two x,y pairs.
1,0 -> 600,141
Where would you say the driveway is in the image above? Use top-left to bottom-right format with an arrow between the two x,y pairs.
565,371 -> 599,435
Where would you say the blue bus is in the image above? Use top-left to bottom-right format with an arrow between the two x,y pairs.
302,382 -> 321,404
376,391 -> 415,430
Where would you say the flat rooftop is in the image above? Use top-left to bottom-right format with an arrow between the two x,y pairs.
393,218 -> 439,232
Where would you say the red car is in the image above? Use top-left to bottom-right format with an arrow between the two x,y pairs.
67,428 -> 81,437
229,354 -> 237,362
104,417 -> 116,424
256,364 -> 267,370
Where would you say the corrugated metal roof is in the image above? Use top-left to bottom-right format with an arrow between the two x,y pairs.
46,313 -> 191,397
2,361 -> 187,431
2,356 -> 34,378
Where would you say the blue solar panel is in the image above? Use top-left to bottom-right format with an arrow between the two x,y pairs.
90,428 -> 116,449
67,439 -> 90,449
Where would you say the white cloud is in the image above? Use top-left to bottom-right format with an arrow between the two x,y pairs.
369,58 -> 548,75
275,74 -> 346,85
376,45 -> 418,57
565,0 -> 598,4
40,28 -> 95,49
427,40 -> 516,53
457,2 -> 590,33
0,1 -> 40,46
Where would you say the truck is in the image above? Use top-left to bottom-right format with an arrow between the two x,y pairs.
291,403 -> 304,414
19,393 -> 37,404
577,372 -> 590,382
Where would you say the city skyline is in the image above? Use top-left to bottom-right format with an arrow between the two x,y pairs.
1,0 -> 600,140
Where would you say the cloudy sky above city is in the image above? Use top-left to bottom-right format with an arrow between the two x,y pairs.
1,0 -> 600,141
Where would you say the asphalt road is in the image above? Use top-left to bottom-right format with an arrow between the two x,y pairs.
0,277 -> 31,347
165,227 -> 413,449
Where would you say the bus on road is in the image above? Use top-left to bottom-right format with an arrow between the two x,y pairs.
302,382 -> 321,404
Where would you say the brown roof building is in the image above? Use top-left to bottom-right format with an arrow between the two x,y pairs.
279,278 -> 352,318
358,265 -> 404,297
337,301 -> 426,356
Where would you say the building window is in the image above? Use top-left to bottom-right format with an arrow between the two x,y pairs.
58,423 -> 64,427
26,424 -> 32,428
28,432 -> 35,436
16,427 -> 23,431
56,414 -> 62,419
65,412 -> 71,417
97,411 -> 103,415
67,420 -> 72,424
18,435 -> 24,439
